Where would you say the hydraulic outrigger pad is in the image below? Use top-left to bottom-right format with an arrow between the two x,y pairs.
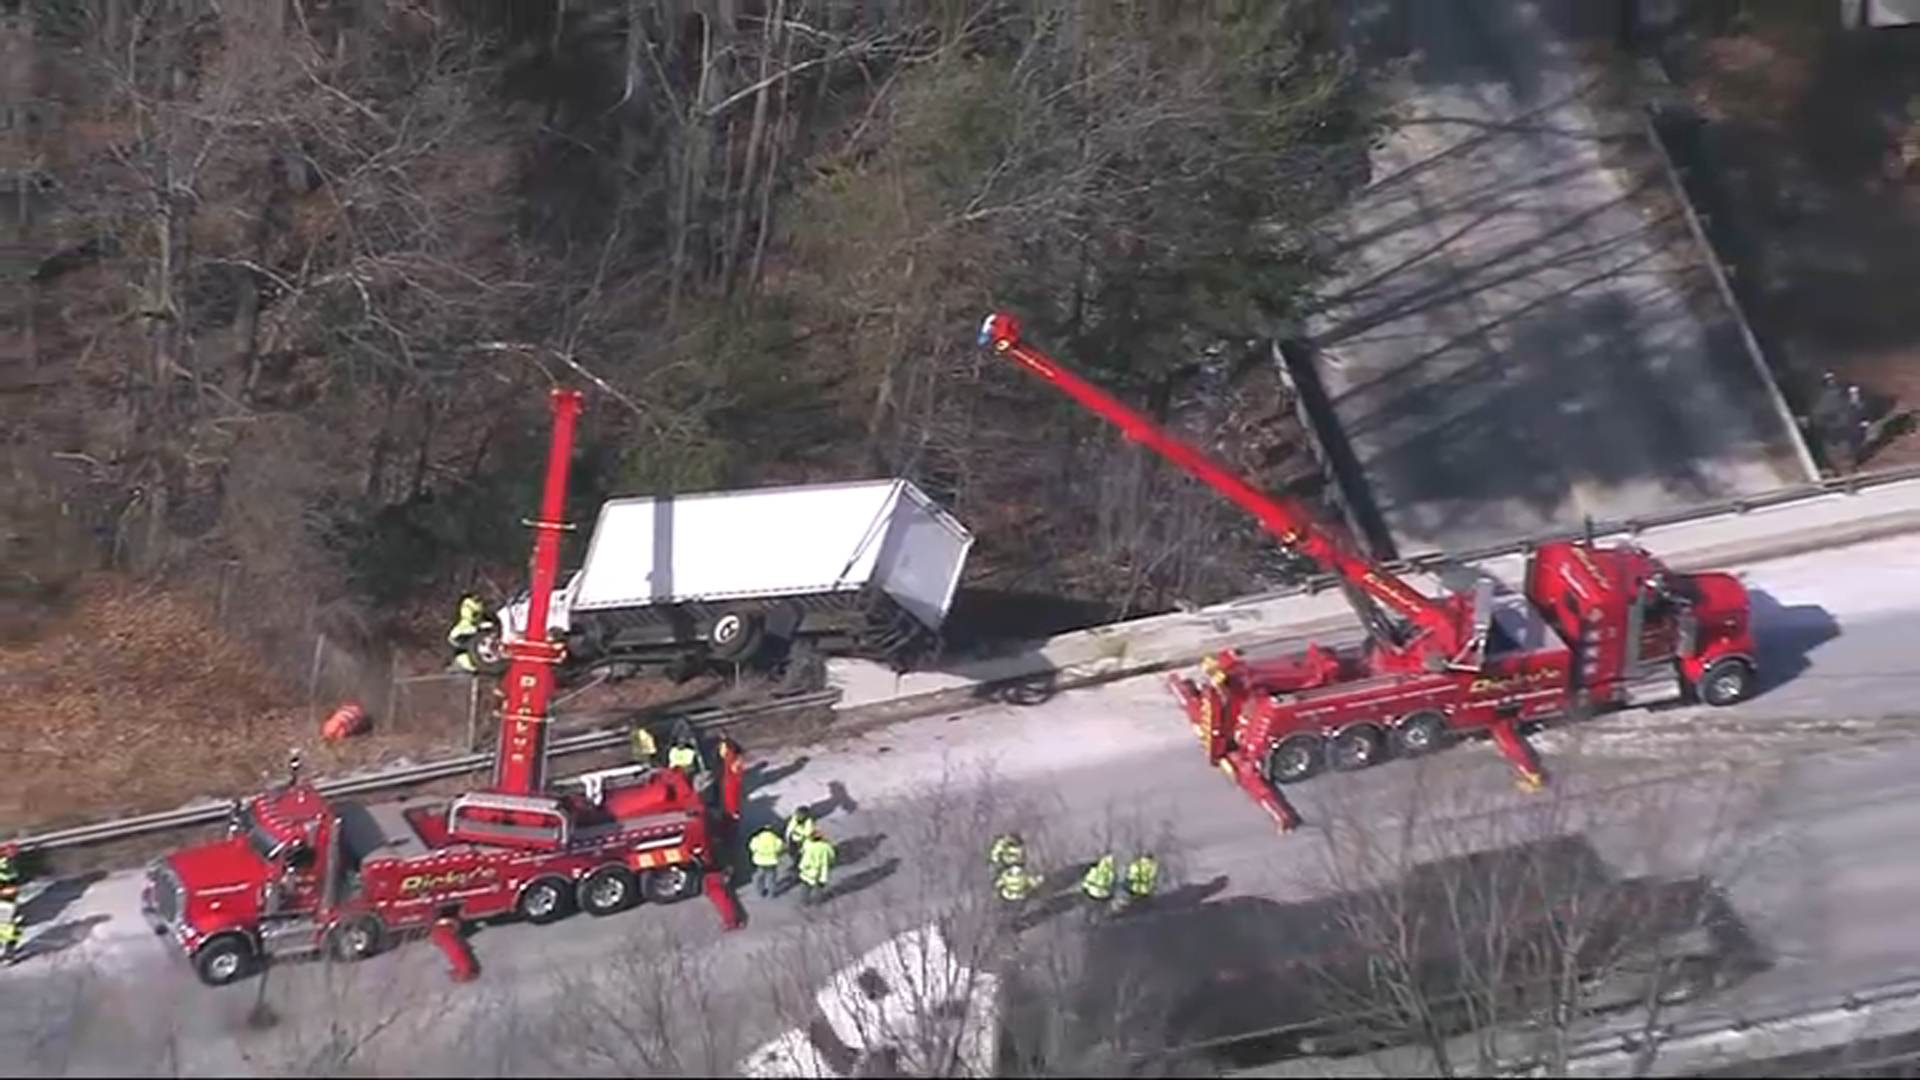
1489,720 -> 1547,793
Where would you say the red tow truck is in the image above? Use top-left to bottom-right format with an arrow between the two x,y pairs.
142,389 -> 747,987
977,313 -> 1760,828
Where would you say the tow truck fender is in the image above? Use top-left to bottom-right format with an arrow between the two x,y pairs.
1678,649 -> 1756,685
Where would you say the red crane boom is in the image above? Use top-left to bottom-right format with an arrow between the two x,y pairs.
977,312 -> 1474,667
490,388 -> 585,796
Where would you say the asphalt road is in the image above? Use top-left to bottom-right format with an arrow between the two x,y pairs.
4,536 -> 1919,1077
1309,0 -> 1808,559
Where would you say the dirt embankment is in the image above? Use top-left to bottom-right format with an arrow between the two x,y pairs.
0,577 -> 466,833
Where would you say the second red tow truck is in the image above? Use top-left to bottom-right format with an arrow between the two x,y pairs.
142,389 -> 747,987
978,313 -> 1760,830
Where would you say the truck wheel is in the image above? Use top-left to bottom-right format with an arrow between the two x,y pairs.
1329,724 -> 1384,772
327,914 -> 386,962
642,864 -> 701,904
517,877 -> 573,925
1392,712 -> 1448,758
193,934 -> 258,987
578,865 -> 638,916
466,630 -> 509,676
1265,735 -> 1324,784
1697,658 -> 1754,708
709,609 -> 764,662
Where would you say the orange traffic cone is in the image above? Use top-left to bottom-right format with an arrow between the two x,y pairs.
321,703 -> 370,741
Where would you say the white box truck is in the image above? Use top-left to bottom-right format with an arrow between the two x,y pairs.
464,478 -> 974,691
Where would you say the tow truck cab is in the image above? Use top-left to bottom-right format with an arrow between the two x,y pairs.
146,746 -> 739,987
142,783 -> 337,986
1523,539 -> 1757,708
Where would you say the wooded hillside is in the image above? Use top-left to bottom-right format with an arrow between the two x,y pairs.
8,0 -> 1383,678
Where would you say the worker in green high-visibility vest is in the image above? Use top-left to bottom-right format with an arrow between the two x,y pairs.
1081,853 -> 1116,918
797,832 -> 837,906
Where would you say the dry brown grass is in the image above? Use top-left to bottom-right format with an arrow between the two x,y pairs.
0,574 -> 463,833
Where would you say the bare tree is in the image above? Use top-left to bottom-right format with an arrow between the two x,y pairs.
1277,741 -> 1785,1077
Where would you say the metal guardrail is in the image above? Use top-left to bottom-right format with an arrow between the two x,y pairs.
1553,969 -> 1920,1068
14,689 -> 840,855
1235,467 -> 1920,604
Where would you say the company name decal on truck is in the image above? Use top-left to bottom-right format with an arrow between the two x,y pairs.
400,867 -> 499,894
1468,669 -> 1561,695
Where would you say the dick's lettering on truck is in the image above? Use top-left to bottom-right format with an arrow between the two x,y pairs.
1468,669 -> 1561,696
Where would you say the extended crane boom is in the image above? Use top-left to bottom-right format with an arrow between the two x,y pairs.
490,388 -> 585,796
977,312 -> 1473,667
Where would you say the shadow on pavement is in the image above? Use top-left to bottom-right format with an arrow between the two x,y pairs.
825,857 -> 900,904
744,755 -> 809,795
16,914 -> 109,963
835,833 -> 887,869
1746,588 -> 1840,697
1041,858 -> 1097,896
1155,875 -> 1232,913
23,870 -> 106,927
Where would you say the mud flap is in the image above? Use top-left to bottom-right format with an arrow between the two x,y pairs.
1490,719 -> 1547,792
705,870 -> 745,931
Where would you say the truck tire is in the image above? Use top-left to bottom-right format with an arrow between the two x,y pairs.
1265,735 -> 1324,784
642,864 -> 702,904
466,629 -> 509,676
192,934 -> 258,987
1329,724 -> 1384,772
327,914 -> 386,962
1392,711 -> 1448,758
517,877 -> 573,925
578,865 -> 638,916
1696,657 -> 1755,708
709,608 -> 764,662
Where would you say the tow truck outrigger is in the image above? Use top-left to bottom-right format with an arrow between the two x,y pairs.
143,389 -> 746,987
977,313 -> 1759,830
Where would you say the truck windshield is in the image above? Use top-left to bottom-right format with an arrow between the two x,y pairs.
238,806 -> 283,862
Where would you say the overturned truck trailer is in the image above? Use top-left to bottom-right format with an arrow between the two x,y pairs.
475,479 -> 974,690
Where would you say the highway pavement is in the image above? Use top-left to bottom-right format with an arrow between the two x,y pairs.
3,535 -> 1918,1076
1309,0 -> 1808,558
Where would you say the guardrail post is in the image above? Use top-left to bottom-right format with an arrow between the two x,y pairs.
466,678 -> 480,751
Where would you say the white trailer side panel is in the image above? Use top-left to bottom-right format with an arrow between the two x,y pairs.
572,480 -> 911,612
873,484 -> 974,630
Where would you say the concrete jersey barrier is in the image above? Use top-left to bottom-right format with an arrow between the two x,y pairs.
830,478 -> 1920,719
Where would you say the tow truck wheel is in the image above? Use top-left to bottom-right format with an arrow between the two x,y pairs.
1392,712 -> 1448,758
1329,724 -> 1384,772
1265,735 -> 1324,784
192,935 -> 257,987
1697,658 -> 1755,708
518,877 -> 574,925
579,865 -> 638,916
642,864 -> 701,904
327,914 -> 386,962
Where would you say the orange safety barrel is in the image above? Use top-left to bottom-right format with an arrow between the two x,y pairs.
321,702 -> 370,741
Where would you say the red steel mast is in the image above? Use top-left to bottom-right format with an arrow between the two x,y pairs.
977,312 -> 1473,667
491,388 -> 585,795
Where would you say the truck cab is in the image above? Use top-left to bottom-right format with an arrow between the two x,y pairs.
1525,540 -> 1757,708
141,781 -> 341,986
